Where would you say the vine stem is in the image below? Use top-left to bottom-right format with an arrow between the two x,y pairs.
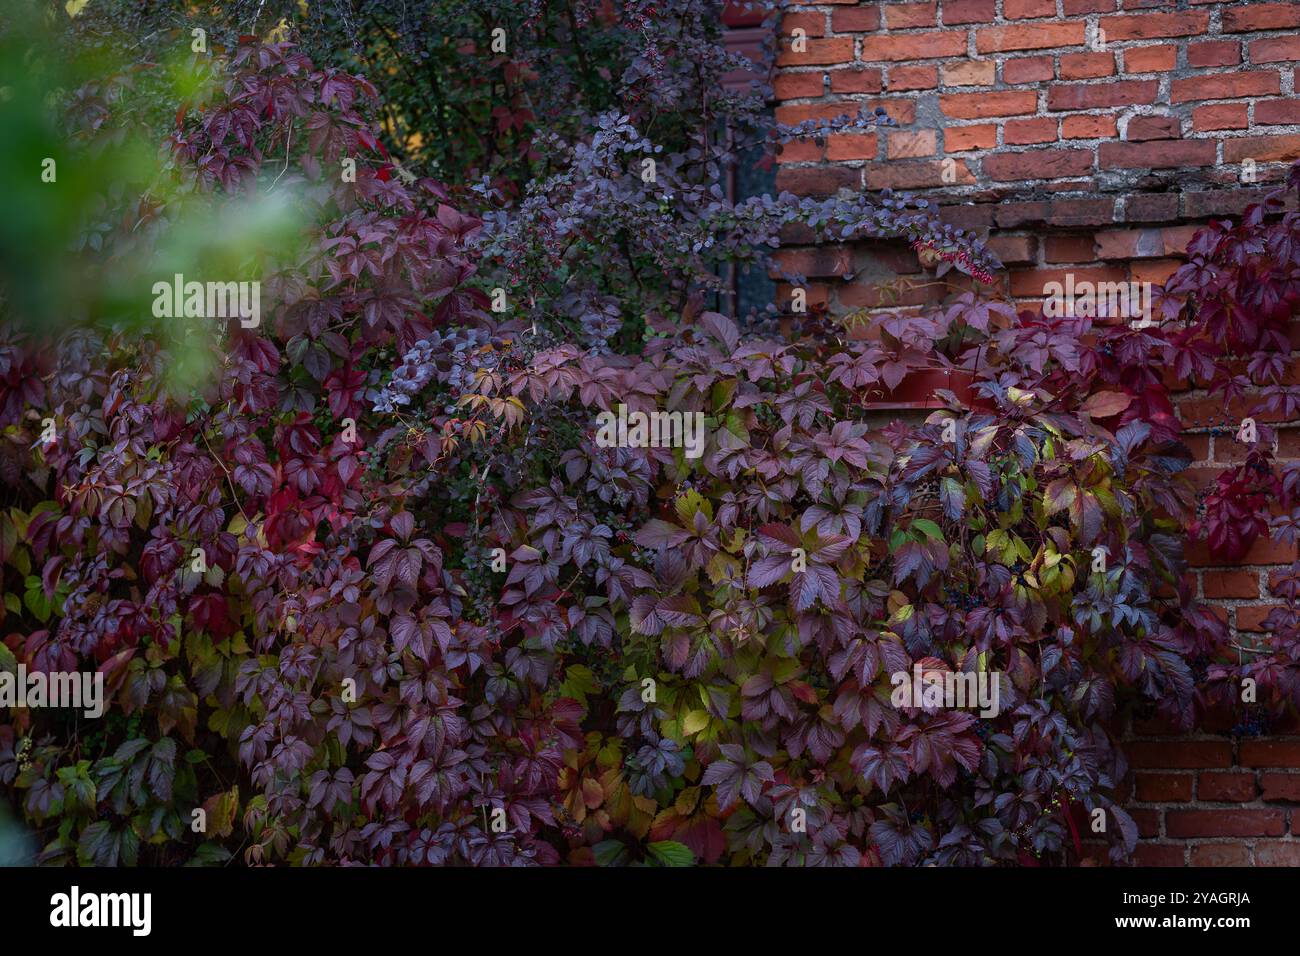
200,428 -> 253,527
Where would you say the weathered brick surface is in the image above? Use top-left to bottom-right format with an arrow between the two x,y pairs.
773,0 -> 1300,208
772,0 -> 1300,866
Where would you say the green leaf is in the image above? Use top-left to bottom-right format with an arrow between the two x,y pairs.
646,840 -> 695,867
185,842 -> 234,867
593,839 -> 629,867
681,710 -> 709,735
911,518 -> 943,542
557,665 -> 598,708
675,489 -> 711,523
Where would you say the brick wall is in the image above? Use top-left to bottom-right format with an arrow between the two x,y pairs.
770,0 -> 1300,865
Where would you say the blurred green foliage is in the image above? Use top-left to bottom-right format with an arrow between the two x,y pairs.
0,1 -> 308,390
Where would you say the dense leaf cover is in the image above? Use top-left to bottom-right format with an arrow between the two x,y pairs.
1,3 -> 1298,867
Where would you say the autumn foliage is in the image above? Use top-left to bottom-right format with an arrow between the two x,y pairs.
2,5 -> 1300,867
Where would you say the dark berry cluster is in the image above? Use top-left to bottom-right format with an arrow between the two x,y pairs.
1188,654 -> 1212,685
1231,705 -> 1271,738
942,584 -> 981,610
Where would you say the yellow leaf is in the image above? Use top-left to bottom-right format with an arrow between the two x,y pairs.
265,17 -> 292,42
675,786 -> 701,815
674,488 -> 710,523
682,710 -> 709,735
65,0 -> 90,17
705,552 -> 738,585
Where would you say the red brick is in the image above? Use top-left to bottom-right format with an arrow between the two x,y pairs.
1061,52 -> 1116,79
830,7 -> 880,32
1127,741 -> 1233,770
776,102 -> 854,125
1195,541 -> 1290,571
1166,810 -> 1286,838
1065,0 -> 1115,11
984,148 -> 1093,181
1224,135 -> 1300,164
883,3 -> 936,28
826,133 -> 879,161
1256,843 -> 1300,867
775,165 -> 861,196
942,0 -> 995,25
1048,80 -> 1158,111
1003,56 -> 1054,84
781,12 -> 826,37
1257,99 -> 1300,126
774,72 -> 825,99
829,68 -> 883,93
1193,535 -> 1297,566
1136,773 -> 1193,801
1239,606 -> 1283,632
1203,570 -> 1259,599
1099,140 -> 1216,170
1133,844 -> 1185,866
976,23 -> 1087,54
1176,395 -> 1227,425
865,160 -> 975,190
1261,772 -> 1300,802
861,32 -> 968,61
1160,222 -> 1197,253
1223,3 -> 1300,33
1251,37 -> 1300,65
1193,103 -> 1248,132
1130,257 -> 1181,285
1126,193 -> 1180,221
1198,772 -> 1258,802
1184,433 -> 1210,461
1044,235 -> 1096,262
942,60 -> 996,86
888,64 -> 939,90
1171,71 -> 1281,103
940,204 -> 995,229
1094,227 -> 1163,258
781,36 -> 858,67
945,124 -> 997,152
1190,844 -> 1251,866
886,130 -> 936,159
1279,429 -> 1300,458
1063,114 -> 1117,139
1003,117 -> 1058,145
1242,741 -> 1300,768
1130,808 -> 1162,838
776,139 -> 823,163
780,98 -> 915,125
1188,41 -> 1241,69
997,197 -> 1115,227
838,279 -> 949,309
1127,115 -> 1180,141
776,281 -> 828,311
775,247 -> 852,278
941,90 -> 1039,119
1009,265 -> 1127,296
986,235 -> 1037,264
1101,12 -> 1209,40
1123,45 -> 1176,74
1004,0 -> 1055,18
